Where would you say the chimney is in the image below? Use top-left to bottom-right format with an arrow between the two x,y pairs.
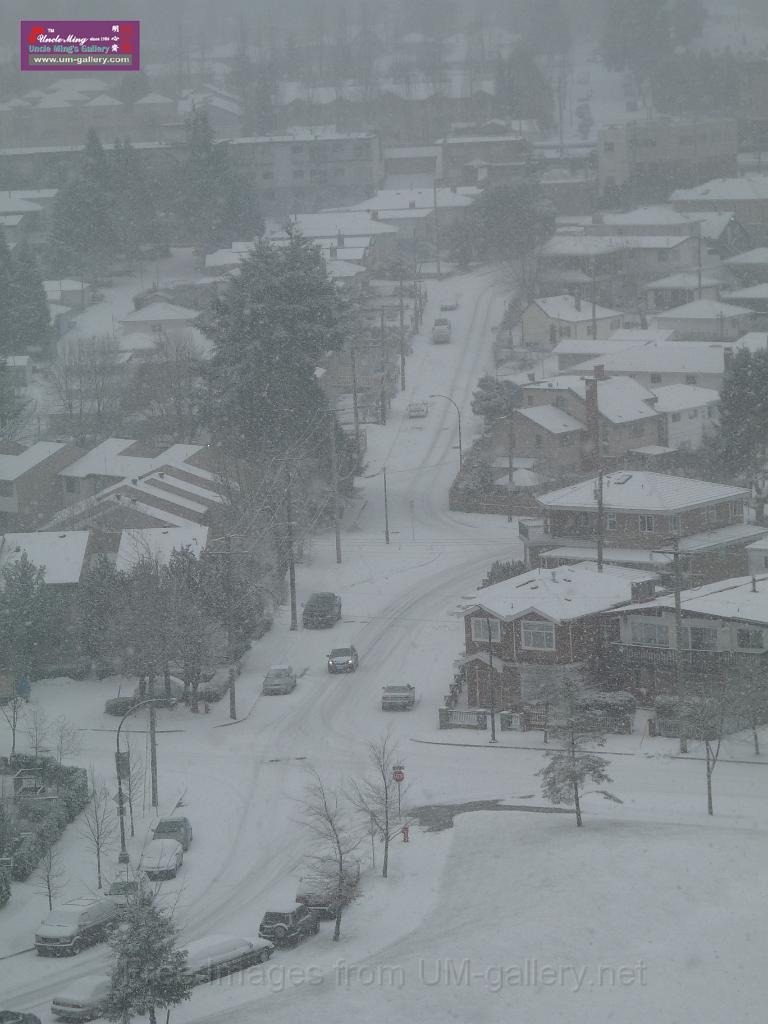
337,230 -> 345,248
593,364 -> 606,380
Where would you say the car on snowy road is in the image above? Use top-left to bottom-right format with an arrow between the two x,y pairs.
35,898 -> 118,957
258,904 -> 319,947
183,935 -> 274,984
302,592 -> 342,628
262,665 -> 298,695
327,646 -> 359,673
153,816 -> 193,851
50,975 -> 111,1021
381,685 -> 416,711
139,838 -> 184,880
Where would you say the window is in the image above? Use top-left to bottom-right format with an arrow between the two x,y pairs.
606,512 -> 617,530
521,620 -> 555,650
535,434 -> 543,448
527,395 -> 535,406
470,617 -> 501,643
638,515 -> 655,533
0,480 -> 13,498
650,373 -> 662,385
681,626 -> 718,651
631,620 -> 669,647
670,514 -> 680,534
291,144 -> 305,156
585,323 -> 596,337
688,408 -> 698,419
705,505 -> 718,524
730,501 -> 742,519
671,412 -> 681,422
631,422 -> 644,436
737,628 -> 764,650
558,325 -> 572,338
65,478 -> 80,494
685,375 -> 697,386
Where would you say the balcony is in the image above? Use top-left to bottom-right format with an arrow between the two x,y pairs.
610,644 -> 764,671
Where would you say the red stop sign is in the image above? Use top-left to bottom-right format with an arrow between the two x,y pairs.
393,769 -> 405,783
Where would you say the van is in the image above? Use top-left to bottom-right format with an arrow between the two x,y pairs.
50,975 -> 111,1021
35,898 -> 118,956
183,935 -> 274,984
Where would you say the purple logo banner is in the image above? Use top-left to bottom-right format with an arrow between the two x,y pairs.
21,20 -> 140,71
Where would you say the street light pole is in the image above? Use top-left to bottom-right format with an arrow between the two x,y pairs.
116,699 -> 164,864
383,467 -> 390,545
430,393 -> 462,469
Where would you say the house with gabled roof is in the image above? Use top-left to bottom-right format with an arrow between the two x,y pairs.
461,562 -> 658,710
0,441 -> 82,531
521,294 -> 624,347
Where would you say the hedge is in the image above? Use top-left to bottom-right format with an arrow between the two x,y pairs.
0,867 -> 10,908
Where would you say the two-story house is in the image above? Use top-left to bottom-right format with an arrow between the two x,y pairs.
461,562 -> 658,711
522,471 -> 767,585
0,441 -> 82,531
607,574 -> 768,697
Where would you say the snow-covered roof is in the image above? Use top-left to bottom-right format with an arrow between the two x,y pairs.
538,471 -> 748,513
543,234 -> 692,257
680,210 -> 736,240
566,336 -> 767,378
530,295 -> 622,323
465,563 -> 657,624
671,175 -> 768,203
517,406 -> 583,434
646,272 -> 721,290
553,338 -> 647,358
523,375 -> 658,423
119,302 -> 199,324
85,94 -> 122,107
0,442 -> 68,482
115,526 -> 209,572
541,545 -> 673,568
615,574 -> 768,625
384,146 -> 440,159
0,531 -> 89,585
59,439 -> 205,480
658,299 -> 755,320
650,384 -> 719,413
270,212 -> 399,240
326,259 -> 366,279
746,538 -> 768,552
134,92 -> 174,105
609,328 -> 675,344
724,247 -> 768,267
332,187 -> 475,212
0,195 -> 42,215
594,206 -> 693,227
722,284 -> 768,301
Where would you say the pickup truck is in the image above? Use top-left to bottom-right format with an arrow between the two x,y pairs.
381,685 -> 416,711
431,318 -> 452,344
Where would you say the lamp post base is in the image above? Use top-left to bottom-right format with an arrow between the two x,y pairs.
118,851 -> 130,865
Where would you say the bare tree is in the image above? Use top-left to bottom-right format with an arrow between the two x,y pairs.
128,331 -> 204,443
0,696 -> 26,757
300,770 -> 362,942
78,771 -> 117,889
125,737 -> 147,838
25,705 -> 49,757
35,844 -> 68,910
52,715 -> 82,765
681,691 -> 726,816
49,336 -> 125,444
349,732 -> 408,879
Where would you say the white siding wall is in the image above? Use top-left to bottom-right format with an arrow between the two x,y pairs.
664,402 -> 719,450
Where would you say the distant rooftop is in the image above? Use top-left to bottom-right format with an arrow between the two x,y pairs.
538,471 -> 748,513
0,442 -> 68,482
0,531 -> 89,585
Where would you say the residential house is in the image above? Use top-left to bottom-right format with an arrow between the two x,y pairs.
436,133 -> 530,186
723,247 -> 768,285
671,176 -> 768,243
645,272 -> 722,312
553,334 -> 671,372
0,530 -> 90,588
651,385 -> 720,450
607,574 -> 768,697
721,283 -> 768,315
461,562 -> 658,710
263,211 -> 399,266
516,372 -> 661,473
598,117 -> 738,198
113,525 -> 208,572
43,279 -> 89,309
0,442 -> 82,531
654,299 -> 756,341
746,538 -> 768,576
522,471 -> 766,585
521,295 -> 623,347
118,302 -> 200,335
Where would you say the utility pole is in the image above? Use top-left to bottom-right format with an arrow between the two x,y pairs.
485,616 -> 497,743
596,464 -> 605,572
383,467 -> 390,545
590,257 -> 598,340
379,309 -> 387,426
671,537 -> 688,754
329,412 -> 342,564
697,233 -> 703,299
286,477 -> 298,630
148,689 -> 158,809
225,534 -> 237,720
433,181 -> 441,278
350,344 -> 361,464
507,413 -> 515,522
398,275 -> 406,391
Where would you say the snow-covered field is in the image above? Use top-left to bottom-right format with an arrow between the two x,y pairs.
2,265 -> 768,1022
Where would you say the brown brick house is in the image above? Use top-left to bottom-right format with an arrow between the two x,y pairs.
461,562 -> 657,711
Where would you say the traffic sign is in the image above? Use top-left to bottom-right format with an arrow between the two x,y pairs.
393,767 -> 405,783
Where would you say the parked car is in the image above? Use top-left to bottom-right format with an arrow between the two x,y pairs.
327,646 -> 359,674
296,858 -> 361,919
104,695 -> 138,717
131,678 -> 185,707
262,665 -> 298,695
0,1013 -> 42,1024
50,976 -> 111,1022
407,401 -> 429,418
139,838 -> 184,880
35,898 -> 118,956
431,318 -> 452,344
183,935 -> 274,984
258,904 -> 319,947
106,878 -> 140,911
153,816 -> 193,851
381,685 -> 416,711
302,592 -> 342,628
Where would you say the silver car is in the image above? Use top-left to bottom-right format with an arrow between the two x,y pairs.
262,665 -> 297,695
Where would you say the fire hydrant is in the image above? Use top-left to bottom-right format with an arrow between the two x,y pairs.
401,824 -> 410,843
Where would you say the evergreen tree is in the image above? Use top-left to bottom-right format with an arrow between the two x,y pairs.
463,183 -> 554,264
471,374 -> 522,430
82,128 -> 112,195
49,176 -> 118,281
77,557 -> 126,671
175,108 -> 234,258
9,239 -> 50,354
112,137 -> 162,259
104,890 -> 193,1024
0,553 -> 63,680
718,348 -> 768,477
202,232 -> 349,458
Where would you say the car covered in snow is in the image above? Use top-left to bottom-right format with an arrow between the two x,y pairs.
258,904 -> 319,947
139,838 -> 184,880
1,1013 -> 43,1024
327,646 -> 359,673
296,859 -> 361,919
431,318 -> 452,344
381,685 -> 416,711
106,878 -> 140,911
50,975 -> 111,1022
35,898 -> 118,957
262,665 -> 298,695
407,401 -> 429,418
153,816 -> 193,851
302,592 -> 342,628
183,934 -> 274,984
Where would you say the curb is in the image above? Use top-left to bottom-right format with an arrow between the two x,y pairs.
0,946 -> 34,960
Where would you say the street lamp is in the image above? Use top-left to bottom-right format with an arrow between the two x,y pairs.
115,699 -> 164,864
430,394 -> 463,469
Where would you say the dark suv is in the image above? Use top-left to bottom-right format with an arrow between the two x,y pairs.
152,816 -> 193,851
258,905 -> 319,947
302,592 -> 342,629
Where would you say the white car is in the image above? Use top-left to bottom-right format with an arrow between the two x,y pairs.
51,974 -> 111,1021
183,934 -> 274,984
140,838 -> 184,880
